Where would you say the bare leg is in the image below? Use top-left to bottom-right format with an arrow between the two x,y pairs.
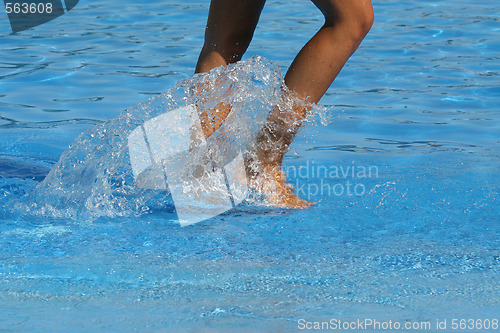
195,0 -> 265,73
195,0 -> 265,137
287,0 -> 374,103
195,0 -> 374,207
251,0 -> 374,207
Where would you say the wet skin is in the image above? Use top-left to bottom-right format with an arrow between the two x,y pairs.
195,0 -> 374,207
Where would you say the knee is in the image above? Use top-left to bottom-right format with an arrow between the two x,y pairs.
320,0 -> 374,42
354,3 -> 374,39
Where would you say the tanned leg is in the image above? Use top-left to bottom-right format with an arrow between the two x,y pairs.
194,0 -> 374,207
195,0 -> 266,137
195,0 -> 265,73
251,0 -> 374,207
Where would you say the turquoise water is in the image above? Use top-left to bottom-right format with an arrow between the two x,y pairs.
1,0 -> 499,332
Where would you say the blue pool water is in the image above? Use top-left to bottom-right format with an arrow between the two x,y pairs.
1,0 -> 499,332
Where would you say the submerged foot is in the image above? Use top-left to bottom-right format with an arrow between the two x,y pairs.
247,163 -> 315,209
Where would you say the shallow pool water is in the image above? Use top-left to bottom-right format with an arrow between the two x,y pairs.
0,0 -> 499,332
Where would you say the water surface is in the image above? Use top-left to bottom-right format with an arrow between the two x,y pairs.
0,0 -> 499,331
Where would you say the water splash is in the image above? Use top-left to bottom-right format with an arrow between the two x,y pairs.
24,56 -> 325,223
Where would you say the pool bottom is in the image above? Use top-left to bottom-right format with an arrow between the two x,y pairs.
0,151 -> 498,332
1,262 -> 499,333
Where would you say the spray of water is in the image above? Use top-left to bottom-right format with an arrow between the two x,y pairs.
24,56 -> 329,222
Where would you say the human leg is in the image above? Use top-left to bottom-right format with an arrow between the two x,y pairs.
285,0 -> 374,103
251,0 -> 374,207
195,0 -> 266,74
194,0 -> 266,137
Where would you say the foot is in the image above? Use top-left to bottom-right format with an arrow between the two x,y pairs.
247,163 -> 315,208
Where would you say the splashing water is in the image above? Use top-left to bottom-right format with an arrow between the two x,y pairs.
24,56 -> 327,223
